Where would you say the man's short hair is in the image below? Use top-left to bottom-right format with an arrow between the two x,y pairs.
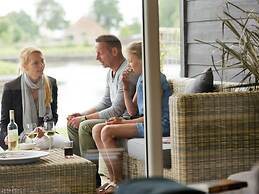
96,35 -> 122,50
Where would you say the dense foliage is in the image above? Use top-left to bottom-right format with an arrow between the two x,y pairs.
159,0 -> 180,28
0,11 -> 38,44
93,0 -> 123,31
36,0 -> 68,30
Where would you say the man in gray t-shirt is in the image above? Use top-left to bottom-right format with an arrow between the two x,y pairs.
67,35 -> 137,187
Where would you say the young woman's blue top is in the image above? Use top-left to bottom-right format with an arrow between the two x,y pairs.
136,73 -> 172,137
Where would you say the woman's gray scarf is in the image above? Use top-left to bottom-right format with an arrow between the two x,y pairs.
21,73 -> 52,130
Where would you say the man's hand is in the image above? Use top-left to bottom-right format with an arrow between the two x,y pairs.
67,113 -> 82,121
68,116 -> 84,129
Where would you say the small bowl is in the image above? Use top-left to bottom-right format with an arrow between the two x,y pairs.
19,143 -> 36,150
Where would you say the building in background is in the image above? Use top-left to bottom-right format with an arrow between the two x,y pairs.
64,16 -> 107,45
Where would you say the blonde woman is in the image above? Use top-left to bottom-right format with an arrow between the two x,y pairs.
0,47 -> 58,149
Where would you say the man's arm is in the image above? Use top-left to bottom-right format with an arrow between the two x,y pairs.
90,75 -> 112,118
97,78 -> 126,119
81,107 -> 98,116
81,82 -> 125,120
67,75 -> 112,128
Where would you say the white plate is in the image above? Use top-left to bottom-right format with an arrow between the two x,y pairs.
0,150 -> 49,164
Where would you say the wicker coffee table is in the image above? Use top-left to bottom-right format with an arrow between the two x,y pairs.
0,149 -> 96,194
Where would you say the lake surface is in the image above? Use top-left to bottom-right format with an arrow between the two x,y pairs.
1,62 -> 180,129
45,63 -> 108,129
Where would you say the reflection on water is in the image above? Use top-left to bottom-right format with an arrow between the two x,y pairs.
1,62 -> 180,129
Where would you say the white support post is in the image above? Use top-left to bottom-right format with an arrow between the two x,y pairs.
142,0 -> 163,177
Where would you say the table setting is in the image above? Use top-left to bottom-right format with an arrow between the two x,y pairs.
0,120 -> 70,165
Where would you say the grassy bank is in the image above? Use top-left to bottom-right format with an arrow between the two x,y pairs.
0,44 -> 95,57
41,45 -> 95,57
0,61 -> 18,75
0,44 -> 97,76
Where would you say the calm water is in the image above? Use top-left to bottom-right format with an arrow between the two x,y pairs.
1,62 -> 180,129
45,63 -> 108,129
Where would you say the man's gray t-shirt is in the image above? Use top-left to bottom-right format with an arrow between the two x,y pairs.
95,60 -> 137,119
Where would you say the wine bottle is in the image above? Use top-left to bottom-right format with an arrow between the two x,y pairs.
7,110 -> 18,150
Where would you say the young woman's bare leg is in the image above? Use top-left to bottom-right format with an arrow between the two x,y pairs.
101,124 -> 138,183
92,123 -> 114,182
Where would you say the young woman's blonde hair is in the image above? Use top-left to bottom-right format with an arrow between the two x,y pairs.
126,41 -> 142,60
19,47 -> 52,107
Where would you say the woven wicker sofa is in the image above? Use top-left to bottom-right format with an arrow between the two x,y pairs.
100,78 -> 259,184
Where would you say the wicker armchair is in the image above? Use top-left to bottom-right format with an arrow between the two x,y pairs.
121,78 -> 259,184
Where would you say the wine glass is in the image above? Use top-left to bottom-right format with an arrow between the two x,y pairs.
43,121 -> 55,150
24,123 -> 37,143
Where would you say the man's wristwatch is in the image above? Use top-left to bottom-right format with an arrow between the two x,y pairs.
80,116 -> 87,122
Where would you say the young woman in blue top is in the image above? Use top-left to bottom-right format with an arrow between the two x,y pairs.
92,41 -> 172,192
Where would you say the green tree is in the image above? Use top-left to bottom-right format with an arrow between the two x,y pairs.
120,18 -> 141,37
0,17 -> 12,44
36,0 -> 68,30
0,11 -> 39,45
8,11 -> 39,40
159,0 -> 180,27
93,0 -> 123,31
